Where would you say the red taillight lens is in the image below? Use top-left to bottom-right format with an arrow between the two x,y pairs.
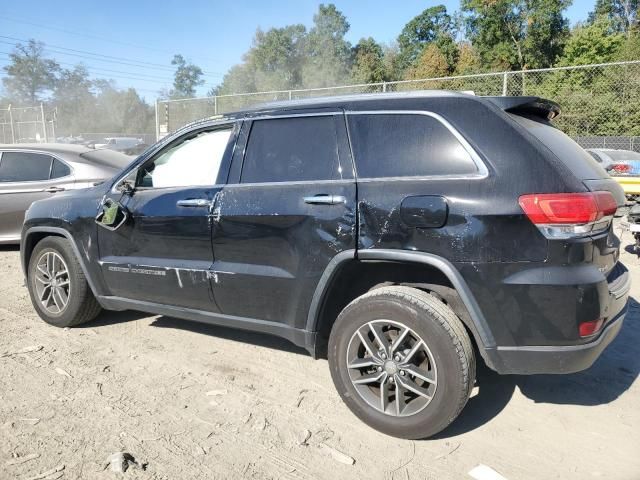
579,318 -> 604,337
518,192 -> 617,225
610,163 -> 632,174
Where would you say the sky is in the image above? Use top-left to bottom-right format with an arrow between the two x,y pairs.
0,0 -> 596,101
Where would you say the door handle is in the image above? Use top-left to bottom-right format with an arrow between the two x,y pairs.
303,195 -> 347,205
44,186 -> 65,193
176,199 -> 210,208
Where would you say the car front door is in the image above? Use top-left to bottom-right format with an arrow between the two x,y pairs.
210,111 -> 357,329
97,123 -> 238,311
0,151 -> 73,243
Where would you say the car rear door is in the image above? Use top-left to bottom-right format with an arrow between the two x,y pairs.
210,111 -> 356,329
97,123 -> 238,311
0,151 -> 73,242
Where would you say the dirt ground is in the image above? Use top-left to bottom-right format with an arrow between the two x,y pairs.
1,230 -> 639,480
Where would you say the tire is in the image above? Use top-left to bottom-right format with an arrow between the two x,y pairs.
27,236 -> 102,327
328,285 -> 475,439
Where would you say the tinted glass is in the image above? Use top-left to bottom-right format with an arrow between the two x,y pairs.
588,151 -> 603,163
51,159 -> 71,179
606,150 -> 640,161
138,128 -> 232,188
0,152 -> 52,182
241,116 -> 341,183
348,114 -> 478,178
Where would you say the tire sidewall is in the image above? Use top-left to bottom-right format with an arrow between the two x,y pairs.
329,291 -> 468,439
28,238 -> 84,327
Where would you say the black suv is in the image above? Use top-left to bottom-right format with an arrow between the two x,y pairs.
21,92 -> 630,439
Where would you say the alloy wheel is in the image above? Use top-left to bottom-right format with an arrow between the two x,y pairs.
34,251 -> 71,315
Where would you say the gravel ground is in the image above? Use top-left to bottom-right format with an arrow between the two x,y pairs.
0,229 -> 639,480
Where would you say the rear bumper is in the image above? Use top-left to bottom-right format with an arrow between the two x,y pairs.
487,303 -> 627,374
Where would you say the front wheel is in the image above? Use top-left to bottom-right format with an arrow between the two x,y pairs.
328,286 -> 475,439
27,236 -> 102,327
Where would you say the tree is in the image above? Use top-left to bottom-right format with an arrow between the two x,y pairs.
405,44 -> 449,80
397,5 -> 457,72
351,37 -> 388,84
557,19 -> 624,66
54,65 -> 95,135
170,54 -> 204,99
588,0 -> 638,35
461,0 -> 571,70
302,3 -> 352,87
453,42 -> 482,75
2,39 -> 59,104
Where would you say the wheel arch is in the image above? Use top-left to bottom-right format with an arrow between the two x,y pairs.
307,249 -> 497,368
21,227 -> 99,297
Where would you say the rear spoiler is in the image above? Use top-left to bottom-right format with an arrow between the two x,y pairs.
484,96 -> 561,120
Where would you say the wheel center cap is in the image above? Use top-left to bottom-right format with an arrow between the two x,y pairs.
383,360 -> 398,375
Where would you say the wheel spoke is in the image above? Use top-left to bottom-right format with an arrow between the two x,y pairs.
403,339 -> 424,363
395,380 -> 406,416
51,288 -> 62,311
55,269 -> 68,279
352,371 -> 385,385
356,328 -> 379,357
369,323 -> 389,354
402,365 -> 436,385
54,287 -> 68,309
37,264 -> 50,278
397,375 -> 433,400
380,375 -> 390,412
390,327 -> 410,353
348,356 -> 381,369
46,252 -> 54,277
40,285 -> 51,302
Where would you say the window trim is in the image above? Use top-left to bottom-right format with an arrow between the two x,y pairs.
238,112 -> 347,185
344,110 -> 489,182
111,121 -> 237,193
0,149 -> 74,184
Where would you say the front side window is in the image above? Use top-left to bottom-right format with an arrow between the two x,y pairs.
138,128 -> 232,188
241,116 -> 342,183
0,152 -> 54,182
347,113 -> 479,178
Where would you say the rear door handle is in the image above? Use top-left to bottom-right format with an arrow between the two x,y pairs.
304,195 -> 347,205
176,198 -> 210,208
44,186 -> 65,193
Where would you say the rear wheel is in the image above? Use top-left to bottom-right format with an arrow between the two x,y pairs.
27,236 -> 102,327
328,286 -> 475,439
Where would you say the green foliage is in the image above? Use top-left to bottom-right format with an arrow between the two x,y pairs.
396,5 -> 457,72
557,18 -> 625,65
170,54 -> 204,99
588,0 -> 638,34
461,0 -> 571,69
351,38 -> 388,84
2,40 -> 60,104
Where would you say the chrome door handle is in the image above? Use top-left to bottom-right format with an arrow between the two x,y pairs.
44,186 -> 65,193
303,195 -> 347,205
176,198 -> 210,208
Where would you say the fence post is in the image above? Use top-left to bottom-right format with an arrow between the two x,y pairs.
382,82 -> 387,93
502,72 -> 508,96
154,100 -> 160,142
40,103 -> 48,142
288,90 -> 292,101
8,104 -> 15,143
214,96 -> 218,115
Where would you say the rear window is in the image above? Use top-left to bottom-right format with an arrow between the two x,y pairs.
510,114 -> 607,180
51,159 -> 71,179
605,150 -> 640,161
241,116 -> 341,183
80,149 -> 133,169
0,152 -> 53,182
347,113 -> 479,178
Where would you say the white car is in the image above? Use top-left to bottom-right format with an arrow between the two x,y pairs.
94,137 -> 143,152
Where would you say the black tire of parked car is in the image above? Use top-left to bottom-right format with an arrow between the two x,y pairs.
328,285 -> 476,439
27,236 -> 102,327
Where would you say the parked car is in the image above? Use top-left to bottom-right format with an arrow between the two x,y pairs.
94,137 -> 144,152
0,144 -> 132,244
587,148 -> 640,199
20,92 -> 629,439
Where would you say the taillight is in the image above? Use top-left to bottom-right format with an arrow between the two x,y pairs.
579,318 -> 604,337
610,163 -> 632,174
519,191 -> 617,238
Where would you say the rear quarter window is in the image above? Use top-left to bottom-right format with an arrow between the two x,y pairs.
347,113 -> 479,178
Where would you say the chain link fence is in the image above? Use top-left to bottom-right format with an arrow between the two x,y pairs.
157,60 -> 640,151
0,104 -> 57,144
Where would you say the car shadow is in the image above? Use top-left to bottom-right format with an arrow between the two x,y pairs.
77,309 -> 150,328
435,297 -> 640,439
0,245 -> 20,252
149,315 -> 309,356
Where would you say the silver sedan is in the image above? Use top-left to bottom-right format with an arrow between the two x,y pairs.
0,144 -> 133,244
